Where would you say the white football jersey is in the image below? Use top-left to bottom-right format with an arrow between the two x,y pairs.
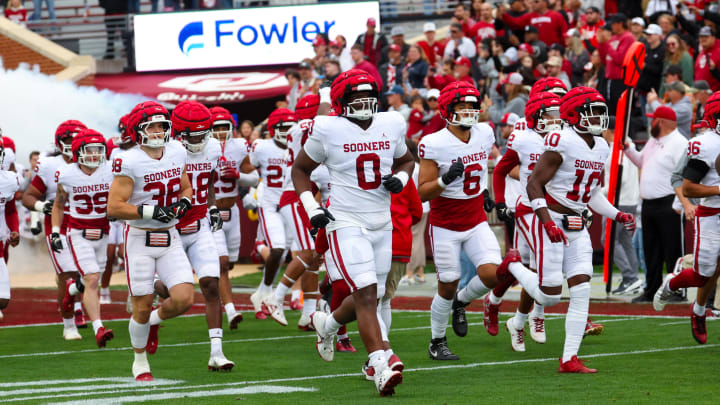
687,132 -> 720,208
283,119 -> 314,192
311,164 -> 331,205
56,162 -> 113,227
178,138 -> 222,227
112,141 -> 187,229
250,138 -> 287,208
303,112 -> 408,229
214,137 -> 249,200
31,154 -> 68,200
543,128 -> 609,214
506,127 -> 544,207
0,170 -> 19,241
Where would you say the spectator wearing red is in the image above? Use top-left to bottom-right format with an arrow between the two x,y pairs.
453,56 -> 476,87
406,95 -> 426,140
350,44 -> 383,89
417,23 -> 446,67
379,44 -> 405,94
472,2 -> 500,43
379,26 -> 410,66
578,6 -> 604,50
4,0 -> 27,25
354,17 -> 387,66
597,13 -> 635,115
421,89 -> 444,137
694,26 -> 720,92
427,58 -> 457,90
562,0 -> 583,28
498,0 -> 568,46
453,3 -> 475,38
548,43 -> 573,80
504,0 -> 529,41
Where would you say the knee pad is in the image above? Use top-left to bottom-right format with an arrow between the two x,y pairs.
537,290 -> 561,307
437,270 -> 461,284
569,282 -> 591,300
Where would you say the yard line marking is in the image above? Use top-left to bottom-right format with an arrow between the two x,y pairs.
6,344 -> 719,403
0,377 -> 179,388
0,379 -> 180,397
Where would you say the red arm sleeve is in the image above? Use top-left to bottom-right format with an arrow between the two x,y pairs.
405,179 -> 423,225
492,149 -> 520,204
30,175 -> 47,195
5,199 -> 18,233
501,12 -> 532,31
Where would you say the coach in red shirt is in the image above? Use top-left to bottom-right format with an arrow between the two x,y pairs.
498,0 -> 567,46
694,26 -> 720,92
597,13 -> 635,115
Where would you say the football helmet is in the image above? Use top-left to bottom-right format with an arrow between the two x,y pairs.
330,69 -> 379,120
72,129 -> 106,168
296,94 -> 320,120
117,114 -> 132,144
267,108 -> 297,145
529,77 -> 567,98
525,92 -> 562,133
210,106 -> 235,143
105,137 -> 117,159
55,120 -> 87,158
128,101 -> 171,148
560,87 -> 609,136
703,91 -> 720,133
172,101 -> 213,153
438,81 -> 482,127
1,136 -> 15,153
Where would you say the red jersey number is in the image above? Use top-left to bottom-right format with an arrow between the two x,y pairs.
265,165 -> 283,187
566,169 -> 601,203
144,178 -> 182,206
463,163 -> 483,195
356,153 -> 382,190
187,171 -> 212,205
73,192 -> 108,215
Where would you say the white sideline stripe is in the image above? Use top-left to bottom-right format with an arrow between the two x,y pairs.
0,380 -> 181,397
49,385 -> 317,405
0,377 -> 179,388
6,344 -> 719,404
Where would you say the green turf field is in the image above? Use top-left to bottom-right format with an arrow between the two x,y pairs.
3,309 -> 720,404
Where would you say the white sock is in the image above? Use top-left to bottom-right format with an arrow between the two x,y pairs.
380,298 -> 392,332
274,282 -> 290,300
562,283 -> 590,363
291,289 -> 301,301
325,313 -> 343,333
530,303 -> 545,318
338,332 -> 349,340
385,348 -> 394,358
377,311 -> 389,342
209,328 -> 223,355
302,298 -> 316,317
508,262 -> 558,306
92,320 -> 103,334
62,317 -> 74,330
513,310 -> 528,329
693,301 -> 706,317
128,318 -> 150,349
134,351 -> 148,364
430,293 -> 452,339
258,282 -> 272,296
457,276 -> 490,303
101,287 -> 110,296
487,290 -> 502,305
369,349 -> 386,370
73,301 -> 82,312
224,303 -> 237,320
149,309 -> 162,326
69,283 -> 80,296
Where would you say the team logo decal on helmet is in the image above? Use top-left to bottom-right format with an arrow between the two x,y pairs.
330,69 -> 379,120
209,106 -> 235,143
128,101 -> 172,148
525,92 -> 562,133
267,108 -> 298,145
55,120 -> 87,158
295,94 -> 320,121
438,81 -> 482,128
560,87 -> 609,136
72,128 -> 107,168
172,101 -> 213,154
703,91 -> 720,134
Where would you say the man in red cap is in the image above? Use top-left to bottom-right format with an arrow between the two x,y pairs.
624,105 -> 689,304
453,57 -> 475,87
312,35 -> 329,70
354,17 -> 387,66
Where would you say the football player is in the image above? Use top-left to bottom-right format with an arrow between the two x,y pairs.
417,82 -> 505,360
292,69 -> 413,396
22,120 -> 86,339
499,87 -> 635,373
51,129 -> 114,348
171,101 -> 234,370
107,101 -> 195,381
209,106 -> 258,325
654,92 -> 720,344
0,139 -> 20,322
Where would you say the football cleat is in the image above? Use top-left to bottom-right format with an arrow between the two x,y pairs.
310,311 -> 335,362
496,249 -> 520,284
290,297 -> 304,311
336,337 -> 357,352
451,295 -> 468,337
483,295 -> 500,336
74,310 -> 87,329
558,356 -> 597,374
691,310 -> 707,344
208,355 -> 235,371
374,367 -> 402,397
298,314 -> 315,331
229,312 -> 243,330
584,318 -> 604,337
62,279 -> 75,313
361,361 -> 375,381
63,328 -> 82,340
146,325 -> 159,354
95,327 -> 114,348
653,273 -> 676,311
250,291 -> 268,320
529,315 -> 546,344
428,337 -> 460,360
388,354 -> 404,372
505,318 -> 526,352
99,294 -> 112,305
132,355 -> 153,381
262,295 -> 288,326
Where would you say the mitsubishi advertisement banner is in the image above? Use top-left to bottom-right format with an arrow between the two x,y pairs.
134,2 -> 380,72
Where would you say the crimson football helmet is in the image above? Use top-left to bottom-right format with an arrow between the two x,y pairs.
1,136 -> 15,153
438,81 -> 482,127
105,136 -> 117,159
560,87 -> 608,136
267,108 -> 297,145
117,114 -> 132,145
210,106 -> 235,143
703,91 -> 720,133
55,120 -> 87,158
525,92 -> 562,133
128,101 -> 171,148
296,94 -> 320,120
529,77 -> 567,98
331,69 -> 379,120
172,101 -> 213,153
72,129 -> 106,168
